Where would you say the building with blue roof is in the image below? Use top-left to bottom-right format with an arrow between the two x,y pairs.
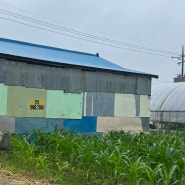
0,38 -> 157,134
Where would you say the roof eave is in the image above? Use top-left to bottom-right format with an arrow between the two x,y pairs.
0,53 -> 158,78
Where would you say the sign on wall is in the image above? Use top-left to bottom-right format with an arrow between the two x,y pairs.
29,100 -> 45,110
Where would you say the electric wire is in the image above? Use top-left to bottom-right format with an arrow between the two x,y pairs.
0,1 -> 182,48
0,8 -> 179,57
0,8 -> 178,56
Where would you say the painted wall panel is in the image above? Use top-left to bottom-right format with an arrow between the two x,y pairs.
0,116 -> 15,133
85,92 -> 94,116
135,95 -> 140,117
5,61 -> 26,86
85,92 -> 114,117
7,86 -> 47,117
0,83 -> 8,115
46,90 -> 82,119
140,95 -> 150,117
97,117 -> 143,133
46,66 -> 64,90
63,116 -> 97,132
94,92 -> 114,116
15,117 -> 62,134
114,94 -> 136,117
82,92 -> 86,116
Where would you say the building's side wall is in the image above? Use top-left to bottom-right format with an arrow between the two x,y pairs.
0,58 -> 151,134
0,58 -> 151,95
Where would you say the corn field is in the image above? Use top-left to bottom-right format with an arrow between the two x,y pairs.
9,131 -> 185,185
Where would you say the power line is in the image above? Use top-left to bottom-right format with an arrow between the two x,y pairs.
0,8 -> 179,56
0,1 -> 181,48
0,9 -> 179,57
1,16 -> 174,57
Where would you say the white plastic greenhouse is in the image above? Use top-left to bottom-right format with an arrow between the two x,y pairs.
150,82 -> 185,128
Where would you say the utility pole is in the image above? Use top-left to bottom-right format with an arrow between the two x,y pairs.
173,45 -> 185,82
172,45 -> 185,77
181,45 -> 184,77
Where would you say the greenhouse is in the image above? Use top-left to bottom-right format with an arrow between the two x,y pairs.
150,82 -> 185,129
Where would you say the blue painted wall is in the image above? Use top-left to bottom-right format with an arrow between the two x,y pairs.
63,116 -> 97,132
15,117 -> 62,134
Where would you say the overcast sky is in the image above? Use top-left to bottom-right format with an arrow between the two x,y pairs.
0,0 -> 185,86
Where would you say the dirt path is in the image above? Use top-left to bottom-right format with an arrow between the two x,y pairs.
0,168 -> 58,185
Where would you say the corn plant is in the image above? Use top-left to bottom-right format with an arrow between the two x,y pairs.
7,130 -> 185,185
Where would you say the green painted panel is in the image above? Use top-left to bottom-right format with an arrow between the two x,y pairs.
0,83 -> 8,115
140,95 -> 150,117
7,86 -> 47,117
46,90 -> 82,119
114,93 -> 136,117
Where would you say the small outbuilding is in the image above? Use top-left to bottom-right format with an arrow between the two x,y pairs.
0,38 -> 157,134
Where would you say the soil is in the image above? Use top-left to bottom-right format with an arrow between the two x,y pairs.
0,168 -> 59,185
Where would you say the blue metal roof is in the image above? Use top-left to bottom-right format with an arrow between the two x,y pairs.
0,38 -> 157,77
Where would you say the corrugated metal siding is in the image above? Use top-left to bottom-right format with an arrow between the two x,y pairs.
15,117 -> 62,134
1,83 -> 151,120
0,83 -> 7,115
5,60 -> 26,86
136,76 -> 151,95
63,116 -> 97,132
0,38 -> 156,77
96,72 -> 111,92
110,73 -> 125,93
46,90 -> 82,119
135,95 -> 140,117
64,68 -> 81,93
81,70 -> 97,92
7,86 -> 47,117
140,95 -> 150,117
0,58 -> 6,83
124,76 -> 136,94
0,58 -> 152,95
114,94 -> 136,117
26,64 -> 46,89
84,92 -> 115,117
0,115 -> 149,134
46,66 -> 64,90
97,117 -> 144,133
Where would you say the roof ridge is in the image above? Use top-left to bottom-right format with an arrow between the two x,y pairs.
0,37 -> 98,57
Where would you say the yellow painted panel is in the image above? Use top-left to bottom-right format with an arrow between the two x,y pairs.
7,86 -> 47,117
114,94 -> 136,117
140,95 -> 150,117
97,117 -> 142,133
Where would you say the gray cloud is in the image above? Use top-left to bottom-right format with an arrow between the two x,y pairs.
0,0 -> 185,85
